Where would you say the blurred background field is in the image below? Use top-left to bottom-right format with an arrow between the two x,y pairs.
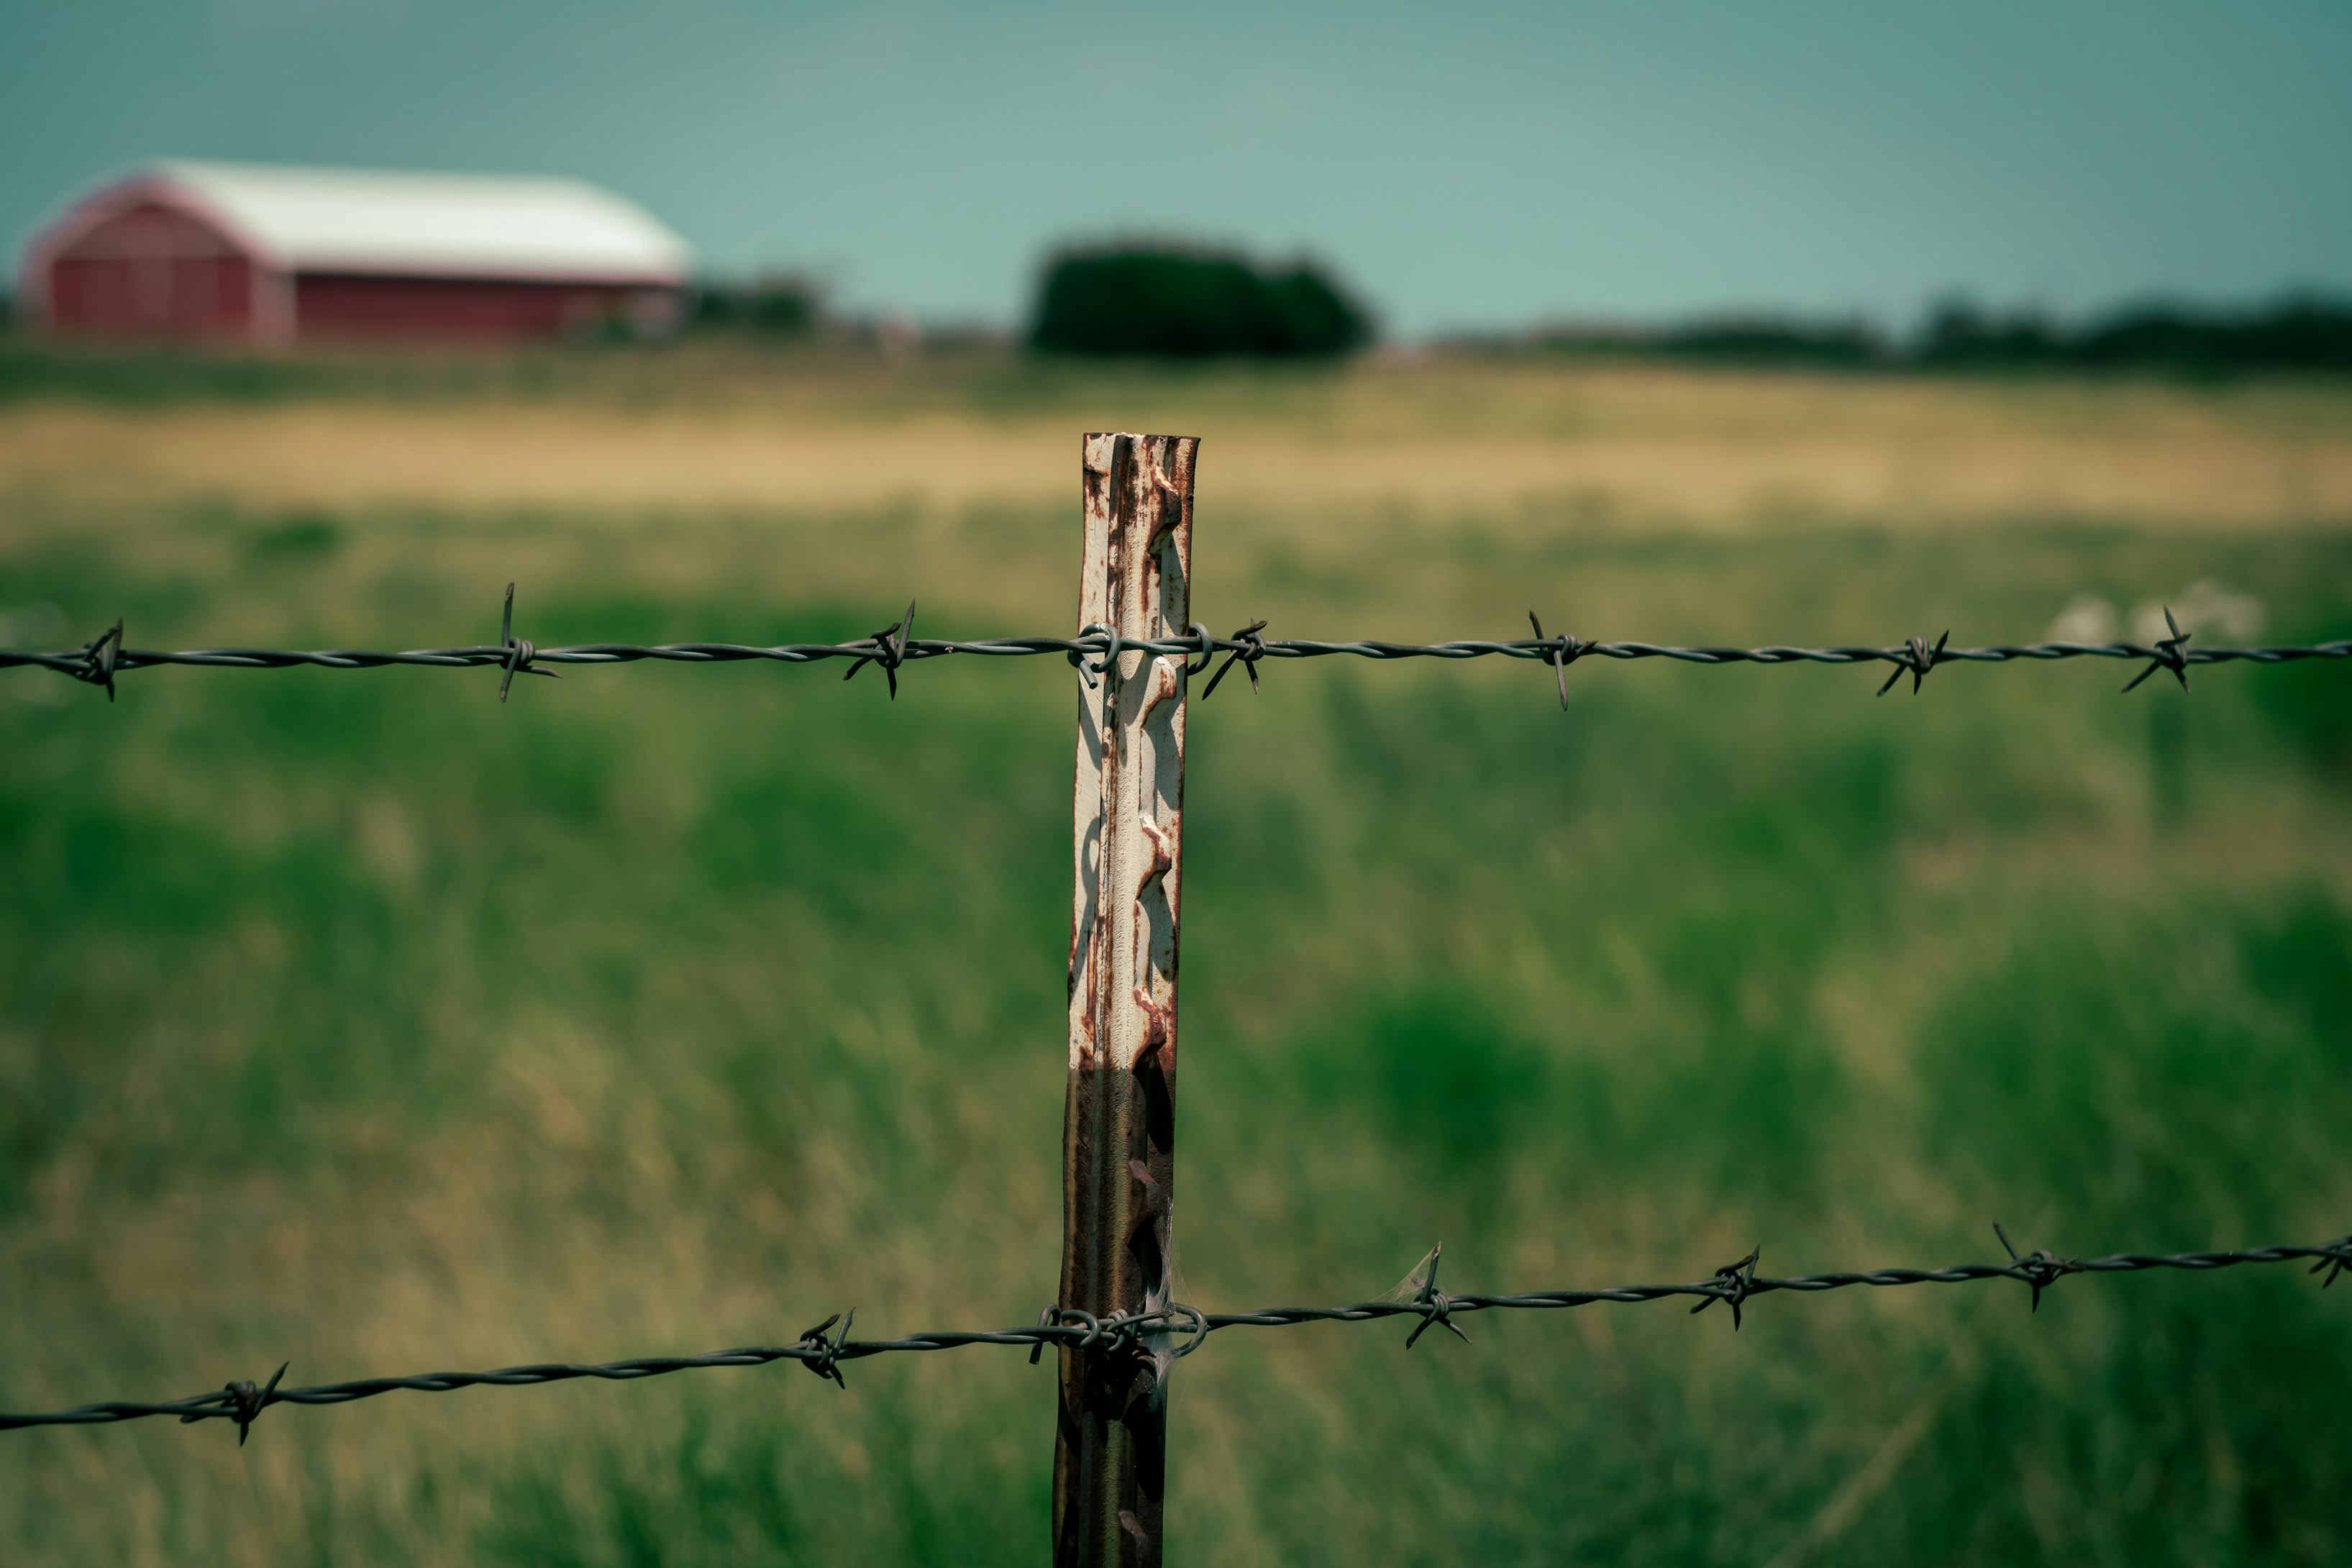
2,344 -> 2351,1565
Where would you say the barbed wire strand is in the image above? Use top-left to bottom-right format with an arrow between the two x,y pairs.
3,588 -> 2346,701
8,1229 -> 2343,1437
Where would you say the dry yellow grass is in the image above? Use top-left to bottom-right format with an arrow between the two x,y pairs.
4,358 -> 2350,533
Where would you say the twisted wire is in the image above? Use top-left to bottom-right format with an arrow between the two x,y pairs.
8,1232 -> 2343,1435
3,592 -> 2345,696
8,634 -> 2350,676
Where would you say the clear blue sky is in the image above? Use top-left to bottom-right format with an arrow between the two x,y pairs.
4,1 -> 2348,335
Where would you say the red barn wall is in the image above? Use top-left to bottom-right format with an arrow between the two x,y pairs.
293,274 -> 655,342
40,201 -> 259,339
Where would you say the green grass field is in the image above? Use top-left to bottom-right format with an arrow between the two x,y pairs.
2,346 -> 2349,1564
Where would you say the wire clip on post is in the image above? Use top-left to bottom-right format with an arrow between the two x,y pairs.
1029,1305 -> 1064,1365
498,583 -> 557,703
1529,611 -> 1585,709
1690,1246 -> 1761,1330
1088,620 -> 1120,680
73,618 -> 124,702
1995,1222 -> 2083,1313
2123,606 -> 2193,694
1878,631 -> 1950,696
1203,618 -> 1269,698
844,601 -> 916,698
1161,1302 -> 1211,1359
1184,622 -> 1217,677
1065,624 -> 1109,688
1029,1305 -> 1111,1365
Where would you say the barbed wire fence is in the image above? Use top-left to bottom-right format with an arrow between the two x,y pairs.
4,588 -> 2347,706
5,587 -> 2348,1438
7,1230 -> 2347,1438
5,547 -> 2349,1564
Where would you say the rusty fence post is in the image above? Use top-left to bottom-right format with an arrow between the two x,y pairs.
1056,432 -> 1197,1567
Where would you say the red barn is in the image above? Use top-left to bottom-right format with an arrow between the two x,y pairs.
19,160 -> 693,345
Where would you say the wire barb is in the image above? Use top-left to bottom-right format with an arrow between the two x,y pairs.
1400,1241 -> 1471,1348
1202,619 -> 1269,698
73,618 -> 124,702
1529,611 -> 1583,709
2123,606 -> 2193,694
2311,1235 -> 2352,1290
843,601 -> 916,698
1877,630 -> 1950,696
797,1310 -> 854,1387
1994,1221 -> 2083,1313
1690,1246 -> 1761,1330
176,1362 -> 286,1445
498,583 -> 557,702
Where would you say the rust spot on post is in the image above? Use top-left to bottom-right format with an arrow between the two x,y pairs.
1057,432 -> 1195,1567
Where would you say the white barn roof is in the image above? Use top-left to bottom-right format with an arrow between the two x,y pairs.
125,160 -> 691,283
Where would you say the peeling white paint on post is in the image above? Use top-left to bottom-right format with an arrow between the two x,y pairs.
1057,432 -> 1195,1568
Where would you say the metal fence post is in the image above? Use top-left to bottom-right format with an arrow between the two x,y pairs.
1056,431 -> 1197,1567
